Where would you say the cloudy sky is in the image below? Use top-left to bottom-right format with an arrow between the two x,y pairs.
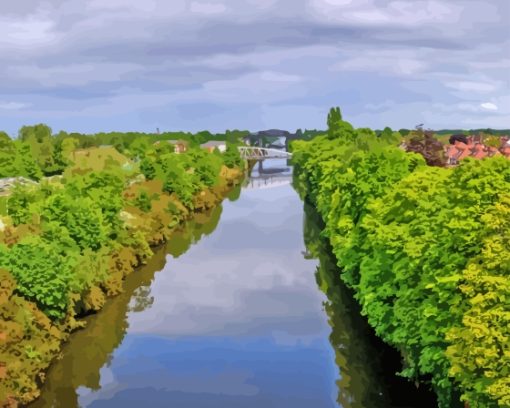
0,0 -> 509,134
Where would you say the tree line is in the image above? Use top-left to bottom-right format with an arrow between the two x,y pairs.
292,107 -> 510,408
0,124 -> 249,180
0,129 -> 244,404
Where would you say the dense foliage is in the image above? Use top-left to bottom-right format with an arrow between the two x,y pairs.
292,107 -> 510,407
0,123 -> 247,181
0,128 -> 244,404
0,139 -> 242,317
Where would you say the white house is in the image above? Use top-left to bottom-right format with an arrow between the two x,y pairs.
200,141 -> 227,153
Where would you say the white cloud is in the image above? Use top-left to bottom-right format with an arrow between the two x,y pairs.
0,0 -> 508,132
259,71 -> 302,83
445,80 -> 498,93
0,101 -> 30,110
7,63 -> 142,87
309,0 -> 463,27
331,56 -> 427,75
190,1 -> 227,14
199,71 -> 307,103
468,59 -> 510,70
365,100 -> 396,111
0,15 -> 58,49
195,45 -> 337,70
329,46 -> 432,77
480,102 -> 498,111
87,0 -> 161,13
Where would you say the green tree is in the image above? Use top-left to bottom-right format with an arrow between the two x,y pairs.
40,193 -> 108,250
6,184 -> 38,225
15,143 -> 43,180
223,143 -> 242,169
0,238 -> 76,319
292,109 -> 510,407
134,190 -> 152,213
65,171 -> 125,239
327,107 -> 356,142
0,132 -> 17,177
18,124 -> 56,174
163,162 -> 197,208
379,126 -> 400,145
140,157 -> 156,180
129,138 -> 151,160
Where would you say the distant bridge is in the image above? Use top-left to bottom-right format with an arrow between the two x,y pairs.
238,147 -> 292,161
244,175 -> 293,190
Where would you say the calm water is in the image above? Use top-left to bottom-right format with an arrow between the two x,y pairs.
30,160 -> 435,408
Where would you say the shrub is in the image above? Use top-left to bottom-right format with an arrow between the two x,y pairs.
0,238 -> 76,319
292,110 -> 510,407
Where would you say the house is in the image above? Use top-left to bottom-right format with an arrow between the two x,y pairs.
200,141 -> 227,153
154,140 -> 188,154
501,140 -> 510,158
472,143 -> 487,159
445,134 -> 510,165
169,140 -> 188,154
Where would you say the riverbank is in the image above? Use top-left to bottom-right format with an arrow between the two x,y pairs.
290,109 -> 510,408
302,199 -> 437,408
0,158 -> 244,407
27,157 -> 444,407
29,158 -> 340,407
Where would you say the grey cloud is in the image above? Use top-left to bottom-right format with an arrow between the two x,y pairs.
0,0 -> 508,132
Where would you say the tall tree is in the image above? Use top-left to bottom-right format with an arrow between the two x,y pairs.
18,124 -> 56,174
327,107 -> 356,142
0,132 -> 17,177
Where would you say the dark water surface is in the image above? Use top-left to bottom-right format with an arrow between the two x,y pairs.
31,160 -> 435,408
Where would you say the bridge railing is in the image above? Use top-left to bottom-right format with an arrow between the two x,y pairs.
238,147 -> 292,160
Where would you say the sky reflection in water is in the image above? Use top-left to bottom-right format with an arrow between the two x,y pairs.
77,159 -> 339,407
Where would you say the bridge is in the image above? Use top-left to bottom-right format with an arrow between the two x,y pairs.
238,147 -> 292,161
244,174 -> 293,190
243,129 -> 302,150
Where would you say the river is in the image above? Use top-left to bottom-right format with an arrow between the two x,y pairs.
30,159 -> 435,408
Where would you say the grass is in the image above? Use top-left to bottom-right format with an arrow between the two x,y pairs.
68,146 -> 132,173
0,197 -> 7,216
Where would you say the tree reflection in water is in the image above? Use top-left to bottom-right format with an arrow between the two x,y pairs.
302,200 -> 436,408
30,205 -> 225,408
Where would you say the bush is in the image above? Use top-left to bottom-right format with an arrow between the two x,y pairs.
134,190 -> 152,213
0,238 -> 76,319
223,143 -> 242,169
140,157 -> 156,180
163,161 -> 199,209
292,109 -> 510,407
40,193 -> 107,251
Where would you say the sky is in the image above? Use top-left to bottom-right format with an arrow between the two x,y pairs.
0,0 -> 509,135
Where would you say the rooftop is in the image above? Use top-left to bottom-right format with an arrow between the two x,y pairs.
200,141 -> 226,147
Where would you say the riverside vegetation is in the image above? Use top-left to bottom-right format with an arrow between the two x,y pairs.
0,125 -> 245,406
292,108 -> 510,408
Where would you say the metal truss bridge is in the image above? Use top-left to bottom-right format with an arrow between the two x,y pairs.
238,147 -> 292,161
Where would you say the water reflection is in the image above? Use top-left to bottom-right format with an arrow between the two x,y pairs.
33,170 -> 339,408
30,206 -> 225,408
166,204 -> 223,258
244,159 -> 293,190
30,162 -> 434,408
302,200 -> 436,408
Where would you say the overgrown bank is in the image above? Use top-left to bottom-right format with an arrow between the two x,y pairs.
291,108 -> 510,408
0,141 -> 245,406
